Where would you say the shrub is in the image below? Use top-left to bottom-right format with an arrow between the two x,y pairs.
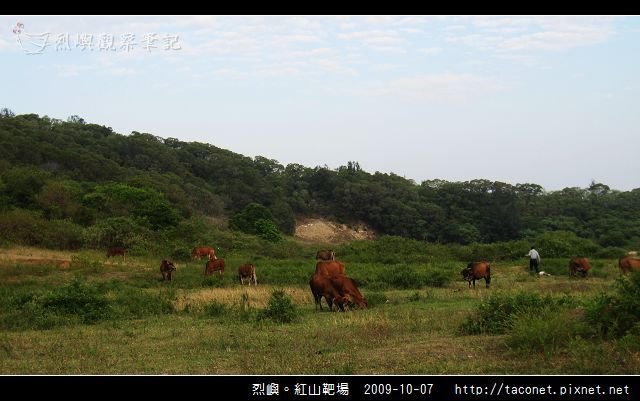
40,279 -> 112,324
82,216 -> 155,250
254,218 -> 282,242
202,275 -> 225,287
424,268 -> 452,287
584,272 -> 640,338
505,307 -> 589,355
365,291 -> 388,308
458,292 -> 570,335
533,231 -> 600,258
170,247 -> 192,261
261,289 -> 298,323
204,301 -> 226,317
0,210 -> 85,250
385,266 -> 417,289
109,285 -> 176,318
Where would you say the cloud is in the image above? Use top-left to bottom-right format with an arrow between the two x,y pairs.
417,47 -> 442,55
54,63 -> 96,77
337,29 -> 407,52
360,73 -> 507,102
447,16 -> 616,54
500,27 -> 612,52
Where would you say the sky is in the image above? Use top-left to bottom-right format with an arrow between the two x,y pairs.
1,15 -> 639,191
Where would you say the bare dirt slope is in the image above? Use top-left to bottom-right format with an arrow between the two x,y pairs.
294,218 -> 375,243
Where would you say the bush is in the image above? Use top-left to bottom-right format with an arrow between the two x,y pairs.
202,275 -> 225,287
0,210 -> 85,250
385,266 -> 417,289
204,301 -> 226,317
109,285 -> 176,318
459,292 -> 573,335
170,247 -> 192,261
532,231 -> 600,258
505,307 -> 589,355
254,218 -> 282,242
40,279 -> 112,324
260,289 -> 298,323
585,272 -> 640,338
594,246 -> 627,259
82,216 -> 155,250
365,291 -> 388,308
424,268 -> 452,287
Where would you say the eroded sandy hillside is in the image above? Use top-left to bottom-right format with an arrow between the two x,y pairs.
294,218 -> 375,243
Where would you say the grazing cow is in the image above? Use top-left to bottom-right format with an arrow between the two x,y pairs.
160,259 -> 176,282
329,275 -> 368,309
204,258 -> 225,276
461,261 -> 491,289
618,255 -> 640,275
238,263 -> 257,286
315,260 -> 345,277
191,246 -> 216,261
106,246 -> 126,260
569,257 -> 592,278
316,250 -> 336,261
309,273 -> 349,311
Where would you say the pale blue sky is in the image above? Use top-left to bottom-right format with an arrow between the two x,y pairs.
2,16 -> 639,191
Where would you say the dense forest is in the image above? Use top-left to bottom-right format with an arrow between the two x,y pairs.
0,109 -> 639,253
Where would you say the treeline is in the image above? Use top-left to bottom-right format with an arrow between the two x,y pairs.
0,110 -> 639,251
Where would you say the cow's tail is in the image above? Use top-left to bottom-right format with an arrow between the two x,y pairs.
486,264 -> 491,288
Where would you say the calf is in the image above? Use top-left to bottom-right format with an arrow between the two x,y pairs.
238,263 -> 257,286
569,257 -> 591,278
204,258 -> 225,276
329,275 -> 368,309
106,246 -> 126,261
160,259 -> 176,282
309,273 -> 349,311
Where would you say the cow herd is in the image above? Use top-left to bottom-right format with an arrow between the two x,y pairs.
108,244 -> 640,310
165,246 -> 257,285
458,254 -> 640,287
564,255 -> 640,277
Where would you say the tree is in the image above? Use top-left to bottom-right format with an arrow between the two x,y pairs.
229,203 -> 282,240
67,115 -> 86,124
0,108 -> 15,118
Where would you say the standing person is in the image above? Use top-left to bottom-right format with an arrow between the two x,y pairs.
527,246 -> 540,274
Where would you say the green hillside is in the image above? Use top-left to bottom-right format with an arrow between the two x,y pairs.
1,109 -> 639,253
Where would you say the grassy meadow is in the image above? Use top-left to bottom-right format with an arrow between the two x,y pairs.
0,246 -> 638,374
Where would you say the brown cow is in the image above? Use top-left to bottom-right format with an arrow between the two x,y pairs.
192,246 -> 216,261
238,263 -> 257,286
309,273 -> 349,311
329,275 -> 368,309
106,246 -> 126,261
204,258 -> 225,276
315,260 -> 345,277
160,259 -> 176,282
316,250 -> 336,261
461,261 -> 491,288
569,257 -> 592,278
619,255 -> 640,275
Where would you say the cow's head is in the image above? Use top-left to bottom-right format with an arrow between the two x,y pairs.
460,268 -> 472,280
163,260 -> 177,271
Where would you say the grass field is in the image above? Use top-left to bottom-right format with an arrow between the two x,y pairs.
0,247 -> 638,374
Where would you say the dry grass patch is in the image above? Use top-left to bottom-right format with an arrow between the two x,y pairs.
174,285 -> 313,311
